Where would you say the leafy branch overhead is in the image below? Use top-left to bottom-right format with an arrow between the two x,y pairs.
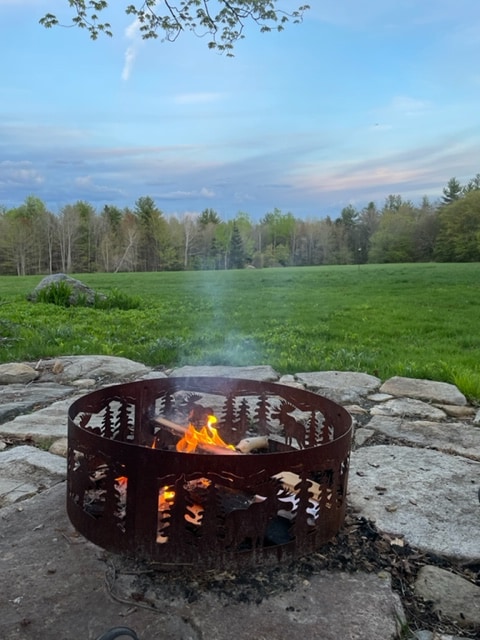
39,1 -> 310,54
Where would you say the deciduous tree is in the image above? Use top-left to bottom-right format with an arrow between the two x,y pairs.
260,208 -> 296,265
40,1 -> 309,55
435,190 -> 480,261
369,202 -> 419,263
58,204 -> 81,273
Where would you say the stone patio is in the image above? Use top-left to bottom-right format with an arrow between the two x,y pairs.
0,357 -> 478,640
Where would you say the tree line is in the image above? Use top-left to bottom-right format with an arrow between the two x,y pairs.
1,174 -> 479,276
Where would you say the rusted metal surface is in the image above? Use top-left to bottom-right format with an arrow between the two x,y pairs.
67,377 -> 353,569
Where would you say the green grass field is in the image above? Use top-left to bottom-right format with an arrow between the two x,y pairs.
1,263 -> 479,402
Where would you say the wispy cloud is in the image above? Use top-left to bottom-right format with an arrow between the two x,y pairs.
154,186 -> 216,200
173,92 -> 224,105
73,175 -> 126,197
389,96 -> 431,116
2,0 -> 479,218
290,134 -> 480,201
0,160 -> 44,187
122,19 -> 142,82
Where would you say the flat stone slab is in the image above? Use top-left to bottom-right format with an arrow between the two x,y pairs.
0,395 -> 84,446
415,565 -> 480,628
349,445 -> 480,561
380,377 -> 467,406
169,364 -> 280,380
179,572 -> 404,640
0,382 -> 76,423
294,371 -> 381,404
366,415 -> 480,461
370,398 -> 447,420
435,404 -> 476,419
51,355 -> 151,383
0,484 -> 405,640
0,445 -> 65,506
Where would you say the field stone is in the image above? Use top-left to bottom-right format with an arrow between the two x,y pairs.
27,273 -> 106,305
0,383 -> 77,424
380,377 -> 467,406
368,393 -> 394,402
348,445 -> 480,560
185,571 -> 405,640
170,364 -> 280,381
294,371 -> 381,404
0,445 -> 65,506
278,374 -> 306,389
434,404 -> 476,419
71,378 -> 96,388
52,355 -> 151,383
414,565 -> 480,627
141,370 -> 168,380
354,427 -> 375,447
345,404 -> 369,415
370,398 -> 447,420
0,363 -> 39,385
0,395 -> 84,445
366,416 -> 480,460
49,437 -> 68,458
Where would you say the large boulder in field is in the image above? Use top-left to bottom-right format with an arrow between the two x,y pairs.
27,273 -> 106,306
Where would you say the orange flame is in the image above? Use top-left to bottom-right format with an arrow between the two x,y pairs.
176,415 -> 235,453
159,486 -> 176,505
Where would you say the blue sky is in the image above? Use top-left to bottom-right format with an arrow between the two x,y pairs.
0,1 -> 479,220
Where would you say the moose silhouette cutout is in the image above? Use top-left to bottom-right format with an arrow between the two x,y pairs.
271,401 -> 306,449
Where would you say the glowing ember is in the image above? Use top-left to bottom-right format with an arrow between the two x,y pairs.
157,484 -> 205,542
159,487 -> 175,503
176,415 -> 235,453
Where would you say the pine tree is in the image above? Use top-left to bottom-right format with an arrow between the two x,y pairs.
228,222 -> 246,269
441,177 -> 463,205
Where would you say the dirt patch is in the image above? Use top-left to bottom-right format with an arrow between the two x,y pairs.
104,506 -> 479,637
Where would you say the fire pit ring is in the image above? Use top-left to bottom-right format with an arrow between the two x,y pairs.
67,377 -> 353,569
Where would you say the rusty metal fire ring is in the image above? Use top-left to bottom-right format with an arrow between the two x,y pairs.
67,377 -> 353,569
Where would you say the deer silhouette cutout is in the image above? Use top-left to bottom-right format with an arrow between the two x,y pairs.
223,499 -> 273,549
182,393 -> 214,427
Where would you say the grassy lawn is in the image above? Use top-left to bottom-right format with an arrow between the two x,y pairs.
1,263 -> 479,402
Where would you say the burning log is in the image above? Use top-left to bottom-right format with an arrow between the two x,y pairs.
154,416 -> 269,455
154,416 -> 241,455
